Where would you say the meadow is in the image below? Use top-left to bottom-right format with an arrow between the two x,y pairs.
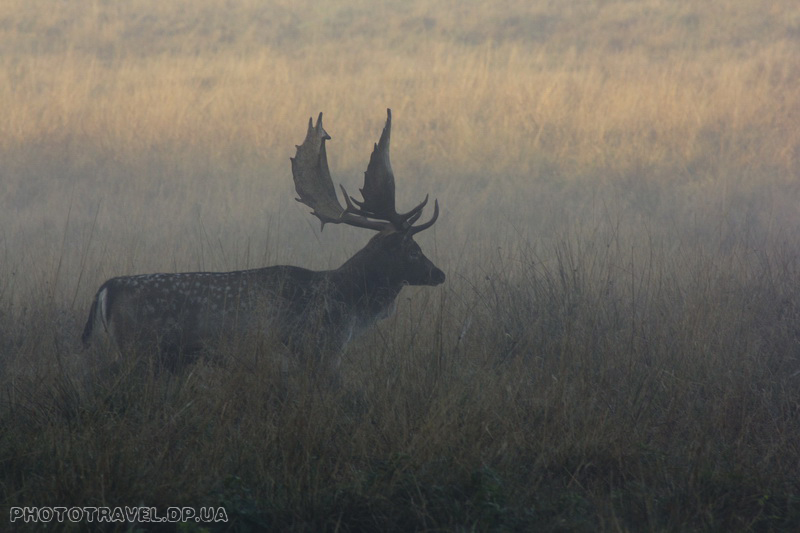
2,0 -> 800,530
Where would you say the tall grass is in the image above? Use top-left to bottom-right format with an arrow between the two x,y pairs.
2,0 -> 800,530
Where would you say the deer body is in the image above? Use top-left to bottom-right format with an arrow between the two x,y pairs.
82,231 -> 444,357
82,110 -> 444,365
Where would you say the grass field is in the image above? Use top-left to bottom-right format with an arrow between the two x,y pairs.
2,0 -> 800,530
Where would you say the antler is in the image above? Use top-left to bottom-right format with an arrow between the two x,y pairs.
291,113 -> 386,231
291,109 -> 439,234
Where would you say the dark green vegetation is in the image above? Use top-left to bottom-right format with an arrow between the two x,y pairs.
4,226 -> 800,531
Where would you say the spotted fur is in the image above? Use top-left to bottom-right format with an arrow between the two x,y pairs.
81,231 -> 444,363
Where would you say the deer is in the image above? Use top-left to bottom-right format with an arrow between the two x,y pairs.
81,109 -> 445,371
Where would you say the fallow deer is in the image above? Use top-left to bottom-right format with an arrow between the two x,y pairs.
81,109 -> 444,369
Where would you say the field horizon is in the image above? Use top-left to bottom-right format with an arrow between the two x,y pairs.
2,1 -> 800,531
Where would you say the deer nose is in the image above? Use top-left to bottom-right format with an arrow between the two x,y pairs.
430,267 -> 446,285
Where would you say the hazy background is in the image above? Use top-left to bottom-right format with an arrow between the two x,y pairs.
2,1 -> 800,529
2,0 -> 797,312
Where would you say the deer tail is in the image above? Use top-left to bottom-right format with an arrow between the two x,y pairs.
81,286 -> 110,347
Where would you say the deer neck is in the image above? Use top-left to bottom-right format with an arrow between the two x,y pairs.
331,246 -> 405,309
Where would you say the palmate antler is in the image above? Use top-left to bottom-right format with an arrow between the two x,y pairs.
291,109 -> 439,235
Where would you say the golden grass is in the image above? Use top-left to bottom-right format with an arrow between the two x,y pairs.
2,0 -> 800,530
2,1 -> 798,167
1,1 -> 796,273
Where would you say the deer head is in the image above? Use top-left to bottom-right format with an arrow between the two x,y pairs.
291,109 -> 445,290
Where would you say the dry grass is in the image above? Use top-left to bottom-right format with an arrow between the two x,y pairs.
2,0 -> 800,531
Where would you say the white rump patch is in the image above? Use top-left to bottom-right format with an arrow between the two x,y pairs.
97,287 -> 111,333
